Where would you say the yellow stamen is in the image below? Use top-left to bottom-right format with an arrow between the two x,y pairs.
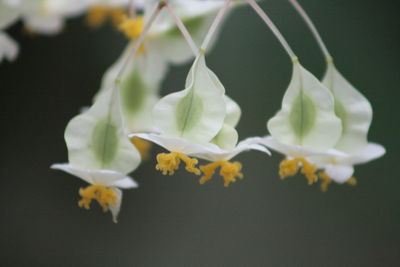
118,16 -> 145,52
110,8 -> 126,26
78,185 -> 117,212
130,137 -> 152,160
86,6 -> 109,27
318,172 -> 358,192
86,6 -> 127,28
347,177 -> 357,186
279,158 -> 318,185
156,152 -> 201,176
318,171 -> 332,193
199,161 -> 244,187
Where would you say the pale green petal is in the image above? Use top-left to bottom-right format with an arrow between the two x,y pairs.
323,62 -> 372,154
223,95 -> 241,127
267,61 -> 342,151
152,53 -> 226,143
109,188 -> 122,223
65,86 -> 141,173
96,44 -> 167,132
211,124 -> 238,151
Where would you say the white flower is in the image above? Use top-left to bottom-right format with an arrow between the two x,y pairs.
262,58 -> 342,184
135,52 -> 270,186
52,83 -> 141,222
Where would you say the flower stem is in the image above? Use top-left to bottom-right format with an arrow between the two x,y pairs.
165,2 -> 199,56
288,0 -> 332,61
115,2 -> 164,84
200,0 -> 232,52
128,0 -> 137,18
246,0 -> 297,61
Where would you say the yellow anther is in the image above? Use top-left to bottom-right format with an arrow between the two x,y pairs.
86,6 -> 108,27
347,177 -> 357,186
119,16 -> 144,39
78,185 -> 117,212
318,171 -> 332,193
156,152 -> 201,176
130,137 -> 152,160
199,161 -> 244,187
86,6 -> 126,28
279,158 -> 318,185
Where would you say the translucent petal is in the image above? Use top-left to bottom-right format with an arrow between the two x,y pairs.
152,53 -> 226,144
109,188 -> 122,223
323,62 -> 373,154
51,163 -> 137,187
267,61 -> 342,151
348,142 -> 385,165
132,133 -> 270,162
211,124 -> 238,151
224,95 -> 241,128
65,86 -> 141,174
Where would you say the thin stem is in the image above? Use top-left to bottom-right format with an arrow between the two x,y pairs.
115,2 -> 164,84
200,0 -> 232,51
247,0 -> 297,60
129,0 -> 137,18
288,0 -> 332,60
165,3 -> 199,56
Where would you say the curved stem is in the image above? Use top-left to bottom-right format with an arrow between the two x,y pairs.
165,3 -> 199,56
115,2 -> 164,84
288,0 -> 332,61
247,0 -> 297,61
129,0 -> 137,18
200,0 -> 232,51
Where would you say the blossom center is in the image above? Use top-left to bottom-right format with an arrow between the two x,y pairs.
279,157 -> 318,185
78,185 -> 117,212
130,137 -> 152,160
156,152 -> 201,175
86,6 -> 126,28
118,16 -> 145,53
199,161 -> 244,187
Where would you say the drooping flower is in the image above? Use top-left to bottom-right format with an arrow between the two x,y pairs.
262,57 -> 342,184
288,0 -> 385,190
52,84 -> 141,222
133,52 -> 270,186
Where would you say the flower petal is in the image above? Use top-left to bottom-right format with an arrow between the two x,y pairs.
152,53 -> 226,143
109,188 -> 122,223
267,61 -> 342,151
51,163 -> 136,186
0,1 -> 19,29
325,164 -> 354,184
323,62 -> 372,154
65,84 -> 141,173
349,142 -> 386,165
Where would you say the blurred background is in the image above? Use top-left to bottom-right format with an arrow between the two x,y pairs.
1,0 -> 399,266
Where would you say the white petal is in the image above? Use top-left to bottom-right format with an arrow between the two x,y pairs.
133,133 -> 270,161
224,95 -> 241,127
0,32 -> 18,62
323,62 -> 372,154
152,53 -> 226,143
111,177 -> 138,189
51,163 -> 136,186
325,164 -> 354,184
109,188 -> 122,223
24,16 -> 64,34
65,84 -> 141,173
267,61 -> 342,151
349,142 -> 386,165
260,135 -> 330,158
211,124 -> 238,151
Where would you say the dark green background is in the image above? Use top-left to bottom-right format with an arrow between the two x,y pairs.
1,0 -> 399,266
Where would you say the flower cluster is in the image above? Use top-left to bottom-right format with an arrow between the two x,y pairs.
1,0 -> 384,221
